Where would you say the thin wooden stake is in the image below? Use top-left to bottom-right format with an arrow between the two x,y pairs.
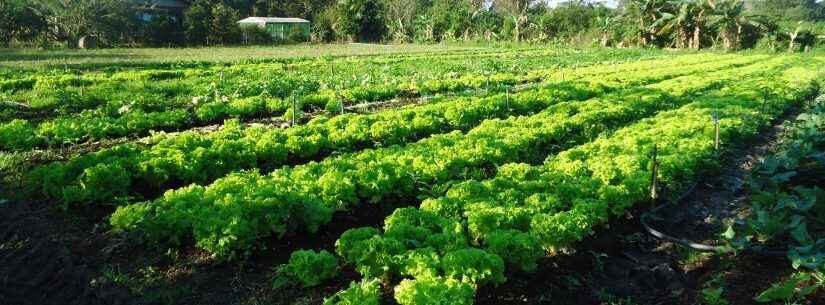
340,94 -> 345,115
505,88 -> 510,112
650,144 -> 659,206
291,94 -> 296,126
486,76 -> 490,93
712,112 -> 720,151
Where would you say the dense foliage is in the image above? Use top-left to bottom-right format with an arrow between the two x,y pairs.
725,94 -> 825,303
27,52 -> 731,209
1,48 -> 659,151
1,0 -> 823,48
108,54 -> 779,259
5,47 -> 824,304
325,57 -> 823,304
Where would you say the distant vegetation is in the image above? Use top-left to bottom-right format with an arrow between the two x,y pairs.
1,0 -> 824,51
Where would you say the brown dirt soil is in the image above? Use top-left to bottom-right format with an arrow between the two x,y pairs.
0,201 -> 134,305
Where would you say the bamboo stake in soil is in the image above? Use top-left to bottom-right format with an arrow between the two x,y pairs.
650,144 -> 659,206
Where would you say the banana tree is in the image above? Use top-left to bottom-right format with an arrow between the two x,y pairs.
628,0 -> 667,46
706,0 -> 762,51
688,0 -> 713,49
595,16 -> 614,47
787,21 -> 809,52
496,0 -> 533,42
650,0 -> 698,48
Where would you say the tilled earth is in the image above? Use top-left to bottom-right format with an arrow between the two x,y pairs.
0,201 -> 133,305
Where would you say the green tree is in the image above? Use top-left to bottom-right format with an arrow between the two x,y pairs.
495,0 -> 534,41
0,0 -> 46,47
423,0 -> 474,41
384,0 -> 419,42
543,1 -> 608,40
142,15 -> 183,46
706,0 -> 762,51
784,20 -> 816,52
185,0 -> 213,45
33,0 -> 134,47
751,0 -> 824,22
250,0 -> 335,20
313,5 -> 342,42
595,16 -> 615,46
650,0 -> 699,48
209,3 -> 241,45
626,0 -> 666,46
337,0 -> 387,41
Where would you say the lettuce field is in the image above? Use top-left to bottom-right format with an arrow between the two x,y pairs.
1,47 -> 824,305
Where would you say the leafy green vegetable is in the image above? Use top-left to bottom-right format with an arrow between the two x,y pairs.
275,249 -> 338,288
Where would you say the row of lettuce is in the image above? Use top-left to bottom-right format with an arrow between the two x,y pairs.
725,93 -> 825,303
104,55 -> 784,260
318,58 -> 824,305
0,49 -> 664,151
27,53 -> 740,209
0,47 -> 546,84
0,46 -> 500,76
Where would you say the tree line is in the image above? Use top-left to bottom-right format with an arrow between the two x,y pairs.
1,0 -> 823,50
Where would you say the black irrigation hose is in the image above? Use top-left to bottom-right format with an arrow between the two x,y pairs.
640,182 -> 786,257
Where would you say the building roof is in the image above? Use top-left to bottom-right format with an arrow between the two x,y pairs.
237,17 -> 310,24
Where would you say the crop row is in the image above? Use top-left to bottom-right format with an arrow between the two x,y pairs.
0,49 -> 664,151
0,48 -> 584,120
0,47 -> 545,82
323,58 -> 824,305
107,55 -> 785,259
29,53 -> 748,209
